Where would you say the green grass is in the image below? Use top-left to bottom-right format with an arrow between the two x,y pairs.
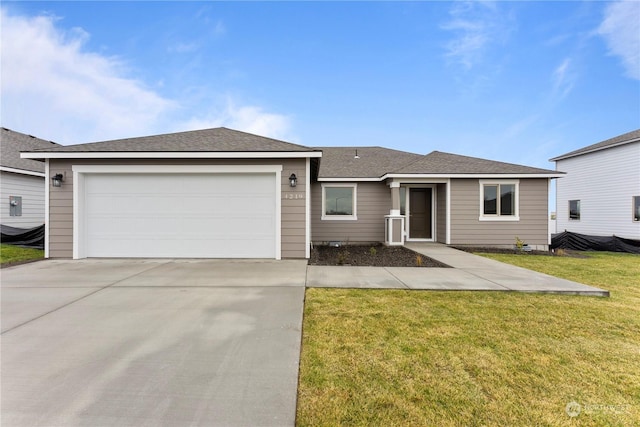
0,243 -> 44,265
297,252 -> 640,426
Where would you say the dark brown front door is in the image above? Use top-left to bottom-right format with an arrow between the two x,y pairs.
409,188 -> 432,239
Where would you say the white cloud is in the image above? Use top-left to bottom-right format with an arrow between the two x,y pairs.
0,8 -> 291,145
179,99 -> 293,141
598,1 -> 640,80
214,20 -> 226,36
552,57 -> 575,100
0,8 -> 175,144
167,42 -> 198,53
442,1 -> 512,70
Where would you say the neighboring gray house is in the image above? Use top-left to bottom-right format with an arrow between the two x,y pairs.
1,128 -> 59,228
21,127 -> 561,259
551,129 -> 640,240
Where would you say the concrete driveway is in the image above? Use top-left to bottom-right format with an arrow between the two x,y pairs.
1,259 -> 308,427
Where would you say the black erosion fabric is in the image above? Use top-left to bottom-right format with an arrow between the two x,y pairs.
551,231 -> 640,254
1,224 -> 45,248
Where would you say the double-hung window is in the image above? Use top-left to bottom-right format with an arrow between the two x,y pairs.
479,180 -> 519,221
321,184 -> 357,220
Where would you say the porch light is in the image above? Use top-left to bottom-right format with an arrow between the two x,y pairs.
52,173 -> 64,187
289,173 -> 297,187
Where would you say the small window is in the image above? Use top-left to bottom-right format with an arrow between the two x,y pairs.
480,181 -> 519,221
322,184 -> 357,220
633,196 -> 640,222
569,200 -> 580,220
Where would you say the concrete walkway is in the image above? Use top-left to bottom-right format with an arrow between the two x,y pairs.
306,243 -> 609,297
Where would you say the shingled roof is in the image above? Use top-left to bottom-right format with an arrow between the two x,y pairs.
317,148 -> 558,179
316,147 -> 422,178
394,151 -> 558,175
23,127 -> 318,153
550,128 -> 640,161
1,128 -> 59,174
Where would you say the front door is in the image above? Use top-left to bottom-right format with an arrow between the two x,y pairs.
409,188 -> 433,239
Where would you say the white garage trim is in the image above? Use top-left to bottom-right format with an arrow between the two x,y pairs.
72,165 -> 282,260
45,159 -> 50,258
24,151 -> 322,160
305,158 -> 311,259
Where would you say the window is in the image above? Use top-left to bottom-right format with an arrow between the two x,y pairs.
322,184 -> 357,220
569,200 -> 580,220
634,196 -> 640,222
479,181 -> 519,221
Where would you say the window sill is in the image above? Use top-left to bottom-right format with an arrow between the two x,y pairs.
479,216 -> 520,222
321,215 -> 358,221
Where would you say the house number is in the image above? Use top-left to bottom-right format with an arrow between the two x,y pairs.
284,193 -> 304,200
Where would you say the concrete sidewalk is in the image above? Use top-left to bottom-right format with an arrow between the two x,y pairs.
306,243 -> 609,297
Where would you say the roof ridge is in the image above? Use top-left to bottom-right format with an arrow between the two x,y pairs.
218,127 -> 315,150
390,150 -> 435,173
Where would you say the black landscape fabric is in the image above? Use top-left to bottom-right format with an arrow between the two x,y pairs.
1,224 -> 45,249
551,231 -> 640,254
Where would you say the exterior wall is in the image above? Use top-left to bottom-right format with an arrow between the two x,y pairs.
0,171 -> 45,228
311,181 -> 389,244
555,142 -> 640,239
48,158 -> 307,258
436,183 -> 447,243
449,178 -> 549,247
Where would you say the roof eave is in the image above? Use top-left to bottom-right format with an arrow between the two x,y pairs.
21,151 -> 323,160
318,172 -> 564,181
383,173 -> 565,179
550,138 -> 640,161
0,166 -> 45,177
317,176 -> 383,182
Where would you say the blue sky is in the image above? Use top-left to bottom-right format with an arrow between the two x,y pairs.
2,1 -> 639,173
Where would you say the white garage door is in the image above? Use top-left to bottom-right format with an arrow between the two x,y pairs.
84,173 -> 277,258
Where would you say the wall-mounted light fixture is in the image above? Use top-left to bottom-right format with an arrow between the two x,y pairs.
52,173 -> 64,187
289,173 -> 297,187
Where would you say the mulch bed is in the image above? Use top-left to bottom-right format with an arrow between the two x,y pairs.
309,244 -> 450,268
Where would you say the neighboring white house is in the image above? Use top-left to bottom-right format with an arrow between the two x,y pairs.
1,128 -> 59,228
551,129 -> 640,240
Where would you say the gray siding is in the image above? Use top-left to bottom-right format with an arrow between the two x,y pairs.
449,178 -> 549,247
48,158 -> 307,258
0,171 -> 46,228
311,181 -> 389,244
436,183 -> 447,243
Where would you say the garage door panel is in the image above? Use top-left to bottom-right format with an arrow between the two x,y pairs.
84,173 -> 277,258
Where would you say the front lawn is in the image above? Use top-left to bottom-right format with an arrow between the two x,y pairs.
0,243 -> 44,266
297,252 -> 640,426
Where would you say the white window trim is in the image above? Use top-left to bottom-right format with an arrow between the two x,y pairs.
633,196 -> 640,223
479,180 -> 520,221
569,199 -> 581,221
321,183 -> 358,221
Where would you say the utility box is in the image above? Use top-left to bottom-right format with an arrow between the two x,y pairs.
9,196 -> 22,216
